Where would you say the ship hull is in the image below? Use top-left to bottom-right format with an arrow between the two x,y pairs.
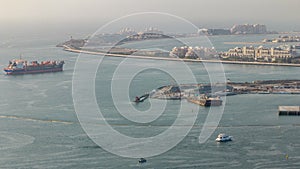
4,67 -> 63,75
4,62 -> 64,75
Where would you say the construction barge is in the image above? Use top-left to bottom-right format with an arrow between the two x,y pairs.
187,96 -> 222,107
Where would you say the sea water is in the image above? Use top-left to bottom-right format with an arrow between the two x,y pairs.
0,33 -> 299,168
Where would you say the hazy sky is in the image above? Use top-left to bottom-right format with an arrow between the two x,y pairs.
1,0 -> 300,34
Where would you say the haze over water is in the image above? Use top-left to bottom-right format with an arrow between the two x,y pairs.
0,32 -> 299,168
0,0 -> 300,168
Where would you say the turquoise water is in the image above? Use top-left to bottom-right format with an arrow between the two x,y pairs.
0,34 -> 300,168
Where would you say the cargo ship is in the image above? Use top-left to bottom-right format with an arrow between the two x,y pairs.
3,59 -> 64,75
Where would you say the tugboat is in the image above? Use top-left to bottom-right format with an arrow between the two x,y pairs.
215,133 -> 232,142
3,59 -> 64,75
134,93 -> 149,103
138,158 -> 147,163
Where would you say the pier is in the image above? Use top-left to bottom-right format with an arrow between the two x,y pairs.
278,106 -> 300,116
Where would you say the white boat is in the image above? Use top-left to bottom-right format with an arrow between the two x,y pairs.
215,133 -> 232,142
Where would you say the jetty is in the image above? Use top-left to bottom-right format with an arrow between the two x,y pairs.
278,106 -> 300,116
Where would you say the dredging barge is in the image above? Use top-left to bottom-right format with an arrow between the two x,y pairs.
187,95 -> 222,107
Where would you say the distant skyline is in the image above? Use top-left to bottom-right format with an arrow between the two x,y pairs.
1,0 -> 300,36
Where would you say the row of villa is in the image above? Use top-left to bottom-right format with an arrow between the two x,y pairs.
220,45 -> 297,62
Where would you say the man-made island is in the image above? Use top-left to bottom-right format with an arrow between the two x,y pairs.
60,43 -> 300,67
57,25 -> 300,66
150,79 -> 300,99
146,79 -> 300,109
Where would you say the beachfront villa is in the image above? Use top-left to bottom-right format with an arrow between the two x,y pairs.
220,45 -> 296,62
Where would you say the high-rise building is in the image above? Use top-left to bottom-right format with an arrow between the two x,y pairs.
230,24 -> 267,34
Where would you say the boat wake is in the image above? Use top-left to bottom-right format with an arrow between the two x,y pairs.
0,131 -> 35,150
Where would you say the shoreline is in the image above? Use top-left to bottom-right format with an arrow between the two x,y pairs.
63,45 -> 300,67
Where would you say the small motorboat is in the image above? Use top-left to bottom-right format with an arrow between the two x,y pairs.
134,96 -> 141,103
215,133 -> 232,142
134,94 -> 149,103
138,158 -> 147,163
